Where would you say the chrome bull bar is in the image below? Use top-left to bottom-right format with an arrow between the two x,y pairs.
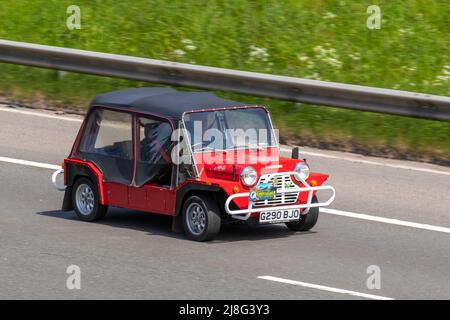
224,171 -> 335,221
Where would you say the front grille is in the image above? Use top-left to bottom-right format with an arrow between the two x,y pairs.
253,174 -> 299,207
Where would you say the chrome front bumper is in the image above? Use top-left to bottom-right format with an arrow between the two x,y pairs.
52,168 -> 66,191
224,171 -> 335,221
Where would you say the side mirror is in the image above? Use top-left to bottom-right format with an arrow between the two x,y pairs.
291,147 -> 299,159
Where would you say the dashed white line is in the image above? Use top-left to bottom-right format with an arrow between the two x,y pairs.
321,208 -> 450,234
0,105 -> 82,122
0,156 -> 61,170
280,147 -> 450,176
258,276 -> 394,300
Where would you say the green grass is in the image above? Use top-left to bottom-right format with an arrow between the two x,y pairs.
0,0 -> 449,163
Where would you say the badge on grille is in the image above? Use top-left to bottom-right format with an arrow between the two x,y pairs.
250,182 -> 276,201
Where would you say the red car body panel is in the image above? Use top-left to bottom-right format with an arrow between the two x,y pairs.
192,149 -> 329,212
64,158 -> 106,205
63,153 -> 328,218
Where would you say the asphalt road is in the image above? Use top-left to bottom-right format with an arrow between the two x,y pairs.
0,104 -> 449,300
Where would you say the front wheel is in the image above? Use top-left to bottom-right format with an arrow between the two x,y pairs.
182,195 -> 221,241
285,195 -> 319,231
72,177 -> 108,222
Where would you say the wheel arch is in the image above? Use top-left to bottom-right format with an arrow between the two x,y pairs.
62,160 -> 104,211
175,183 -> 222,217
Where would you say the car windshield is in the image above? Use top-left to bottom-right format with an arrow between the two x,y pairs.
183,107 -> 277,152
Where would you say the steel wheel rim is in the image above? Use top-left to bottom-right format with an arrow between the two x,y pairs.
186,203 -> 206,236
75,184 -> 95,216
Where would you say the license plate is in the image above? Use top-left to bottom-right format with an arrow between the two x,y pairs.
259,209 -> 300,224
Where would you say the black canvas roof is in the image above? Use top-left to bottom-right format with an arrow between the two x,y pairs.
90,87 -> 252,120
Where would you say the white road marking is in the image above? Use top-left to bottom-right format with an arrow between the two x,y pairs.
258,276 -> 394,300
0,156 -> 61,170
0,105 -> 82,122
1,155 -> 450,234
321,208 -> 450,234
280,147 -> 450,176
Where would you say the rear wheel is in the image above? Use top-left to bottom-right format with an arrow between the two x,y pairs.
285,195 -> 319,231
182,195 -> 221,241
72,177 -> 108,222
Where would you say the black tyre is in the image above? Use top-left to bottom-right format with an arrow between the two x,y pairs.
72,177 -> 108,222
182,195 -> 221,241
285,195 -> 319,231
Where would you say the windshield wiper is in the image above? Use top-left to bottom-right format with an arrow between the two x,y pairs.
194,146 -> 215,152
231,142 -> 269,150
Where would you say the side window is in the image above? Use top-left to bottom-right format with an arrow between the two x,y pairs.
135,116 -> 173,186
79,109 -> 132,159
77,109 -> 133,184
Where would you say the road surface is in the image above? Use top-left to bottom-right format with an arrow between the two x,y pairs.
0,104 -> 449,299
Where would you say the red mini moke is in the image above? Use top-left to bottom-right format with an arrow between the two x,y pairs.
52,87 -> 335,241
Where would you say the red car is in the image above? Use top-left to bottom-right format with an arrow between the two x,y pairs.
52,87 -> 335,241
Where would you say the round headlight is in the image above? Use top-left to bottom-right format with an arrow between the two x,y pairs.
294,162 -> 310,180
240,166 -> 258,186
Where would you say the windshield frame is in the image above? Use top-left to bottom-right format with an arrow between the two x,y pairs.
181,105 -> 279,155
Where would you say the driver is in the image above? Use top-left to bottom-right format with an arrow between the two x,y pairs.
142,122 -> 172,164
